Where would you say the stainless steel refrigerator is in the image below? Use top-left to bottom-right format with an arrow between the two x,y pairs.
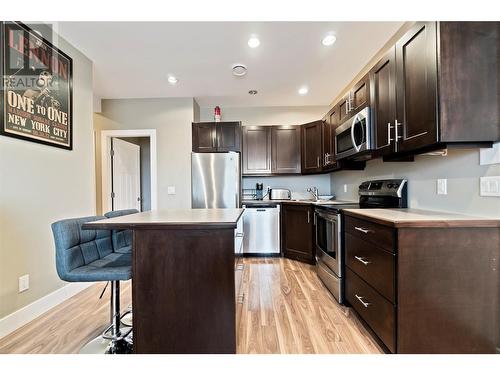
191,152 -> 241,208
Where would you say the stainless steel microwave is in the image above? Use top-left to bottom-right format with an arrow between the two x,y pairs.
335,107 -> 372,159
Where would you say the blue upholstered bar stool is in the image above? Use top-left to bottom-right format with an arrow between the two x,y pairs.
104,209 -> 139,254
104,209 -> 138,327
51,216 -> 132,354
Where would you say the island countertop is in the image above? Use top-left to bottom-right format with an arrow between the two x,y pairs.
342,208 -> 500,228
82,208 -> 245,230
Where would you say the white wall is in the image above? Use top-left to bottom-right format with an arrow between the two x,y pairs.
201,105 -> 332,196
200,105 -> 328,125
331,148 -> 500,217
0,33 -> 95,319
94,98 -> 194,213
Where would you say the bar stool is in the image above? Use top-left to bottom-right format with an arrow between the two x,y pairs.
104,209 -> 138,327
51,216 -> 132,354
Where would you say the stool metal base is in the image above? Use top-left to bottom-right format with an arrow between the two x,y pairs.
79,328 -> 132,354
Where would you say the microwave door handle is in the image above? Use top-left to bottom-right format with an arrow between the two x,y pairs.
351,114 -> 361,152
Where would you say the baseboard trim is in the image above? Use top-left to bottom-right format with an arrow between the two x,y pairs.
0,282 -> 94,339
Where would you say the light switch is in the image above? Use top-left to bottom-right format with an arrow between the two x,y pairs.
19,274 -> 29,293
343,184 -> 347,193
167,186 -> 176,195
437,179 -> 447,195
480,176 -> 500,197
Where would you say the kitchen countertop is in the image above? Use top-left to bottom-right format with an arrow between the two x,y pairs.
82,208 -> 245,230
343,208 -> 500,228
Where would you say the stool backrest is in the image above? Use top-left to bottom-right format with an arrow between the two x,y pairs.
51,216 -> 113,281
104,209 -> 138,250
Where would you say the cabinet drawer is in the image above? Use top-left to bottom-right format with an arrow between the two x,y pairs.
345,232 -> 395,302
346,268 -> 396,353
344,215 -> 395,252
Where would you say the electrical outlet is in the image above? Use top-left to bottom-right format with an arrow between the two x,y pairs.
343,184 -> 347,193
480,176 -> 500,197
437,179 -> 447,195
167,186 -> 176,195
19,274 -> 29,293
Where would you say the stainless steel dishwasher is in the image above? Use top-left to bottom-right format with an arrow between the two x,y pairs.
242,203 -> 280,254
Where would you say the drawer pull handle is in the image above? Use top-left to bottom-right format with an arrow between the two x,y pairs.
235,232 -> 244,237
354,226 -> 371,234
355,294 -> 371,308
354,256 -> 370,265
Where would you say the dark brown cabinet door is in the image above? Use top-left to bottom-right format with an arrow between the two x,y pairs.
396,22 -> 438,152
281,204 -> 315,264
242,126 -> 272,175
371,47 -> 397,154
271,126 -> 301,174
217,122 -> 241,152
338,95 -> 351,124
301,120 -> 322,174
350,73 -> 370,112
192,122 -> 217,152
322,109 -> 337,170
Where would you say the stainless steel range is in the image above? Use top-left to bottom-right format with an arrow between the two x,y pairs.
315,179 -> 408,304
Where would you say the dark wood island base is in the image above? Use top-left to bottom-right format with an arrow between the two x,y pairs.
83,209 -> 244,354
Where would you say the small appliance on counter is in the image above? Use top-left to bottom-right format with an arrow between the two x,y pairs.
255,183 -> 264,200
269,188 -> 291,200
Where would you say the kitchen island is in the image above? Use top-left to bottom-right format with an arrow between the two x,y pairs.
83,208 -> 244,354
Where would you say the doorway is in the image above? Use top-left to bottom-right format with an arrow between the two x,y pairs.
100,129 -> 157,214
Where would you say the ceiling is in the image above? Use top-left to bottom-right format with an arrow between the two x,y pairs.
56,22 -> 404,107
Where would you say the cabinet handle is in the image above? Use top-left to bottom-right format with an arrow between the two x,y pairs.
307,211 -> 310,223
354,256 -> 371,265
354,226 -> 371,234
317,156 -> 320,168
355,294 -> 371,308
395,118 -> 402,142
314,212 -> 317,226
345,99 -> 349,114
235,232 -> 244,237
387,122 -> 394,144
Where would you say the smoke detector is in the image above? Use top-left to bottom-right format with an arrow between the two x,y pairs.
232,64 -> 247,77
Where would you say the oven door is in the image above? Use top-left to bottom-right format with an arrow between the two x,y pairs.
315,210 -> 342,276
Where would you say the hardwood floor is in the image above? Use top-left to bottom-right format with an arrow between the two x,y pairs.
0,258 -> 382,354
237,258 -> 382,354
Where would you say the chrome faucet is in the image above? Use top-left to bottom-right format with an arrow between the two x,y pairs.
307,187 -> 319,201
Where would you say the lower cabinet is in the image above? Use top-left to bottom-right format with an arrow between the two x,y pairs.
344,212 -> 500,354
281,203 -> 315,264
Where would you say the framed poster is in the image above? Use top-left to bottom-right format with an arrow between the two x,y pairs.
0,21 -> 73,150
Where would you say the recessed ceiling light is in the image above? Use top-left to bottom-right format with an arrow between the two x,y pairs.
232,64 -> 248,77
298,86 -> 309,95
167,75 -> 178,85
248,36 -> 260,48
248,90 -> 258,95
322,34 -> 337,46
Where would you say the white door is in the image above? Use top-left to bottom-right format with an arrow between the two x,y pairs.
112,138 -> 141,211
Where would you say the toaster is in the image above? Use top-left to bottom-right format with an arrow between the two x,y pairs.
269,188 -> 291,200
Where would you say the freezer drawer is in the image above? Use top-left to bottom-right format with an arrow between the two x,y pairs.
242,205 -> 280,254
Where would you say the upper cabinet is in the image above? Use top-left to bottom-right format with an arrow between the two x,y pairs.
301,120 -> 323,174
192,122 -> 242,153
322,107 -> 338,170
395,22 -> 438,152
242,125 -> 301,176
350,73 -> 370,113
242,126 -> 272,175
271,126 -> 301,174
371,47 -> 397,155
370,22 -> 499,158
